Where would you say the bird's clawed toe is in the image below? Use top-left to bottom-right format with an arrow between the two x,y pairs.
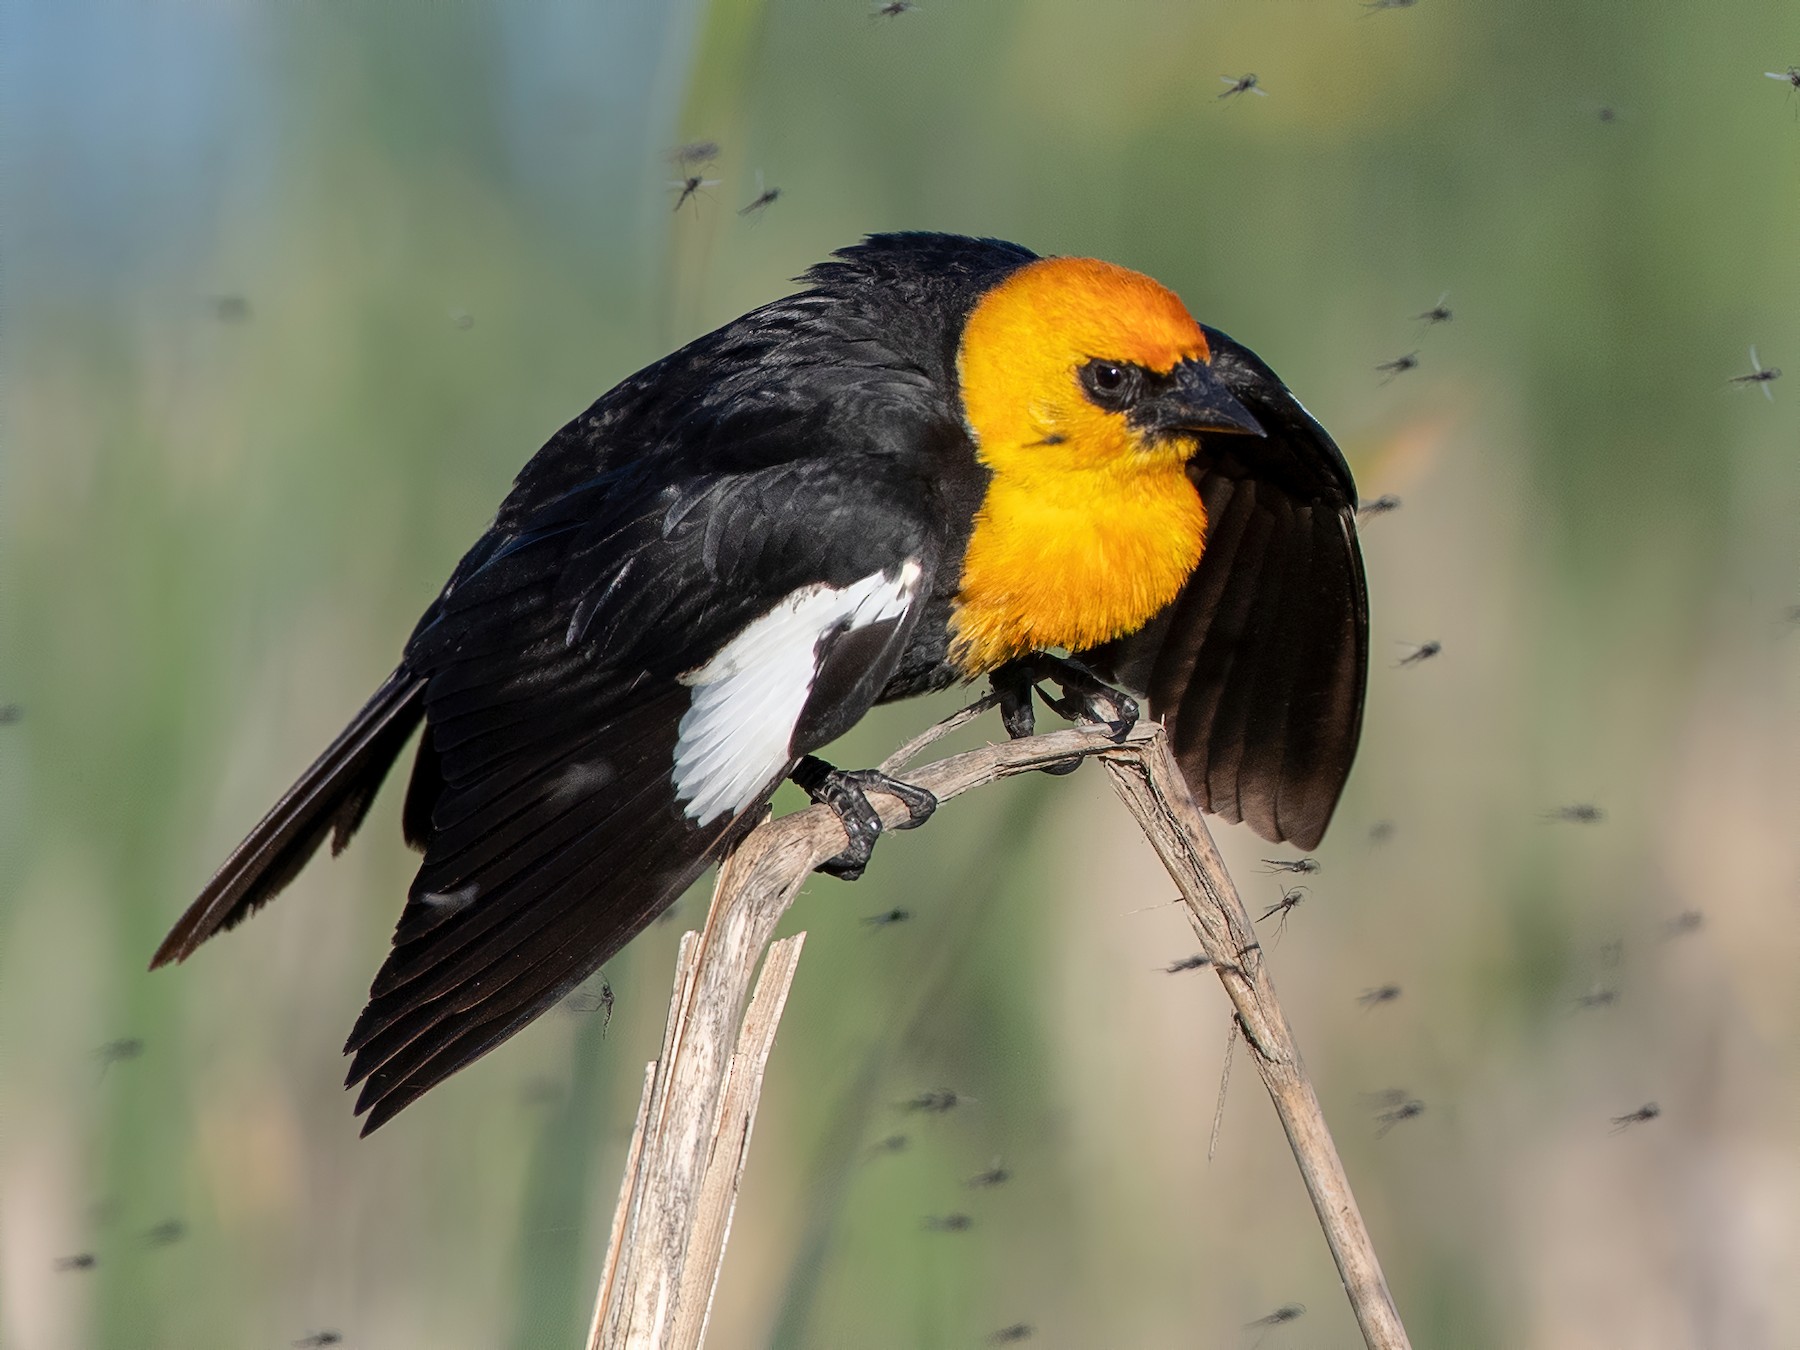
991,656 -> 1140,775
792,755 -> 938,880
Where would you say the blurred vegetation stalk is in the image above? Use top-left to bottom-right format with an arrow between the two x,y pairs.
586,711 -> 1412,1350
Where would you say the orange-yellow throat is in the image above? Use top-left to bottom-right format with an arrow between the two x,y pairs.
948,255 -> 1214,674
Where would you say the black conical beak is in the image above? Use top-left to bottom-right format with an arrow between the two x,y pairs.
1132,359 -> 1265,439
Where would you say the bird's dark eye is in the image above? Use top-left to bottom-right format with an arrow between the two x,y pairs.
1078,359 -> 1143,411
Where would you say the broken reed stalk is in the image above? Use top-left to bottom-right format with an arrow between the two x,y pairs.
588,713 -> 1411,1350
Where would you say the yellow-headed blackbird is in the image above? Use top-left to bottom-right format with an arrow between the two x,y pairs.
154,234 -> 1368,1131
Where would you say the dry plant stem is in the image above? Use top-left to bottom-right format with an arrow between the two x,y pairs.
1100,738 -> 1412,1350
593,720 -> 1156,1349
591,710 -> 1408,1350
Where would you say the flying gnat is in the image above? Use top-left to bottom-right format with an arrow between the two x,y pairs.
1163,953 -> 1212,973
1598,105 -> 1618,123
96,1038 -> 144,1075
873,0 -> 918,16
902,1089 -> 971,1113
1396,640 -> 1441,667
1358,494 -> 1402,518
144,1219 -> 187,1246
1258,884 -> 1307,940
564,979 -> 614,1033
1729,346 -> 1781,402
966,1161 -> 1012,1188
1218,74 -> 1266,100
1768,67 -> 1800,91
1573,986 -> 1618,1011
1544,803 -> 1604,824
923,1213 -> 973,1232
740,171 -> 781,219
1368,819 -> 1397,845
987,1326 -> 1035,1345
0,703 -> 22,724
1377,351 -> 1420,384
1662,910 -> 1704,939
1358,984 -> 1402,1008
866,1133 -> 909,1159
864,907 -> 911,927
670,176 -> 721,213
1363,0 -> 1417,11
54,1253 -> 97,1272
1610,1102 -> 1660,1133
1245,1303 -> 1306,1328
1375,1098 -> 1426,1137
1415,292 -> 1452,327
1261,857 -> 1319,875
293,1334 -> 343,1349
670,140 -> 721,169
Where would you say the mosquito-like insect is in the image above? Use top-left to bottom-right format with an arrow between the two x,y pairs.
1610,1102 -> 1660,1132
671,140 -> 721,170
1573,986 -> 1618,1011
1363,0 -> 1417,11
1218,74 -> 1266,100
0,703 -> 22,724
866,1133 -> 909,1159
1415,292 -> 1452,327
564,978 -> 614,1034
1245,1303 -> 1306,1328
1377,351 -> 1420,384
1258,884 -> 1307,940
1375,1098 -> 1426,1136
1396,640 -> 1441,667
873,0 -> 918,16
923,1213 -> 973,1232
1730,346 -> 1781,402
739,171 -> 781,219
1598,105 -> 1618,123
96,1038 -> 144,1077
1163,954 -> 1212,974
1767,67 -> 1800,92
1358,494 -> 1402,518
902,1089 -> 971,1114
1262,857 -> 1320,875
145,1219 -> 187,1246
55,1253 -> 97,1272
1544,803 -> 1604,824
1368,819 -> 1396,845
864,907 -> 911,928
966,1161 -> 1012,1188
1358,984 -> 1402,1008
1662,910 -> 1703,939
293,1334 -> 343,1349
987,1326 -> 1035,1345
670,175 -> 721,213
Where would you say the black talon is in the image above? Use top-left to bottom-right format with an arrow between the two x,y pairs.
990,656 -> 1140,774
792,755 -> 937,880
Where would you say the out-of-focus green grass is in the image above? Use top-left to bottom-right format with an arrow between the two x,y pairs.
4,2 -> 1800,1348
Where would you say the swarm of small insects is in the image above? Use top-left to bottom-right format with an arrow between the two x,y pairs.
1610,1102 -> 1660,1132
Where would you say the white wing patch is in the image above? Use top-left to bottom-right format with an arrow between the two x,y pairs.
672,561 -> 920,826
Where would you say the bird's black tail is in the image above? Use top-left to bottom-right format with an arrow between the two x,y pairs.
151,667 -> 427,969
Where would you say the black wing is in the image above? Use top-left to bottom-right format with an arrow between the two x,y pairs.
1084,327 -> 1368,850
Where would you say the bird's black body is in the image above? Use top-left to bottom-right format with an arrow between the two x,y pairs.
156,234 -> 1367,1132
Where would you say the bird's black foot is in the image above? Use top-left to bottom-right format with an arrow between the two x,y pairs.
991,656 -> 1140,775
791,755 -> 937,880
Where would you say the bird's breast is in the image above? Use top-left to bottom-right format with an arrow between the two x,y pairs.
947,460 -> 1207,675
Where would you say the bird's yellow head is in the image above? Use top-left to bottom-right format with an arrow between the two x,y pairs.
948,256 -> 1266,673
956,256 -> 1261,481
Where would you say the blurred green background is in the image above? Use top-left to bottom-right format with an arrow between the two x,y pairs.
5,1 -> 1800,1347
